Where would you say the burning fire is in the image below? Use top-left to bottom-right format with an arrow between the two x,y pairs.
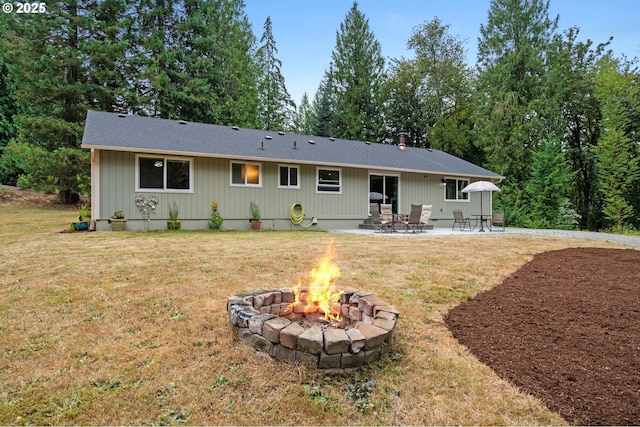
289,241 -> 343,322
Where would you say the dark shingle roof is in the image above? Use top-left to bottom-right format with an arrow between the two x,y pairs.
81,110 -> 502,179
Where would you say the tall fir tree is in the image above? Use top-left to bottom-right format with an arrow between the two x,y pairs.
178,0 -> 259,127
525,140 -> 576,229
85,0 -> 133,113
1,2 -> 95,202
475,0 -> 558,215
256,16 -> 295,131
331,1 -> 385,142
311,70 -> 337,137
293,92 -> 313,135
130,0 -> 183,118
0,54 -> 17,146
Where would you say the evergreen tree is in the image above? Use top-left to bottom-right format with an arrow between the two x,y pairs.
2,2 -> 93,202
202,0 -> 259,127
475,0 -> 558,213
331,1 -> 385,141
594,56 -> 640,230
256,16 -> 295,131
130,0 -> 183,118
177,0 -> 259,127
84,0 -> 132,113
311,71 -> 337,137
525,140 -> 576,229
0,54 -> 17,149
293,92 -> 313,134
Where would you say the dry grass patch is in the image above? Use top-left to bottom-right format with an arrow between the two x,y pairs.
0,206 -> 626,425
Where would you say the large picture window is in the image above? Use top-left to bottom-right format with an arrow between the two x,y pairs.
137,155 -> 192,192
317,167 -> 341,193
445,178 -> 469,201
231,161 -> 261,186
279,165 -> 300,189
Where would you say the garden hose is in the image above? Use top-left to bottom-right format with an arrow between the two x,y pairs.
290,202 -> 315,227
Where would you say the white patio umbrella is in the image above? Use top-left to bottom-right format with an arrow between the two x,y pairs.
461,181 -> 501,216
369,192 -> 388,201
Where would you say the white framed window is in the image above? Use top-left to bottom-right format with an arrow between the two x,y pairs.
136,154 -> 193,192
278,164 -> 300,189
230,161 -> 262,187
444,177 -> 469,201
316,167 -> 341,193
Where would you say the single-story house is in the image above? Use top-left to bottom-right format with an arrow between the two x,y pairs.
81,110 -> 504,231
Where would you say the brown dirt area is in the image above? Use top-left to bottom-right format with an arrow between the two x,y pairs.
0,185 -> 88,209
445,247 -> 640,425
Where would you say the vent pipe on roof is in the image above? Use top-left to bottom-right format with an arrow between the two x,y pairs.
398,131 -> 407,150
260,141 -> 264,150
293,140 -> 297,149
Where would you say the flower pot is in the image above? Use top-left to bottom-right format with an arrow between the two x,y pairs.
209,217 -> 223,230
111,219 -> 126,231
167,220 -> 181,230
72,221 -> 89,231
251,220 -> 261,230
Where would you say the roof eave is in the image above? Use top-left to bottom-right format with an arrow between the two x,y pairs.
81,144 -> 504,180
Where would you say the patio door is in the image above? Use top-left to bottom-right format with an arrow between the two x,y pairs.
369,173 -> 399,213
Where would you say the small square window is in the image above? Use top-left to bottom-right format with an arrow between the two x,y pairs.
231,161 -> 261,187
279,165 -> 300,188
445,178 -> 469,201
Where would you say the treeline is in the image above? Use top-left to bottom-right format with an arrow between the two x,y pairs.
0,0 -> 638,231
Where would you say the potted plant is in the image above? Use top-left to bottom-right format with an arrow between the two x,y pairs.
167,201 -> 181,230
250,201 -> 261,230
110,209 -> 126,231
209,199 -> 223,230
72,203 -> 91,231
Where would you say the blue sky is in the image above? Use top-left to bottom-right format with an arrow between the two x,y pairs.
243,0 -> 640,105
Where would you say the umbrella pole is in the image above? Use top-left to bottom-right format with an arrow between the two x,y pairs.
479,192 -> 485,232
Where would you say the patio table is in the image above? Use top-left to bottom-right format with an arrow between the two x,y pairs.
472,214 -> 492,232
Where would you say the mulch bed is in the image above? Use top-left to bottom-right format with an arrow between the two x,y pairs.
445,247 -> 640,425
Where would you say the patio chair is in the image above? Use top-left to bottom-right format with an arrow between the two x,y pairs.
452,209 -> 471,231
380,203 -> 393,221
420,204 -> 432,231
370,203 -> 391,233
380,203 -> 394,230
491,211 -> 505,232
402,204 -> 424,233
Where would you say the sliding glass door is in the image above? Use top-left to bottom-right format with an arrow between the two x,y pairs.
369,173 -> 399,213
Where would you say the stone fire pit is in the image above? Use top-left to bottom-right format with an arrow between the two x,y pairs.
227,287 -> 399,371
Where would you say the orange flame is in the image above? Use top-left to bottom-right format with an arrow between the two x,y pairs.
289,241 -> 343,322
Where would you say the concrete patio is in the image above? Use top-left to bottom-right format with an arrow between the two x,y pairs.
328,227 -> 640,248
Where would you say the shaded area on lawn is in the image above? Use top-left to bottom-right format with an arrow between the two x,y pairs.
445,247 -> 640,425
